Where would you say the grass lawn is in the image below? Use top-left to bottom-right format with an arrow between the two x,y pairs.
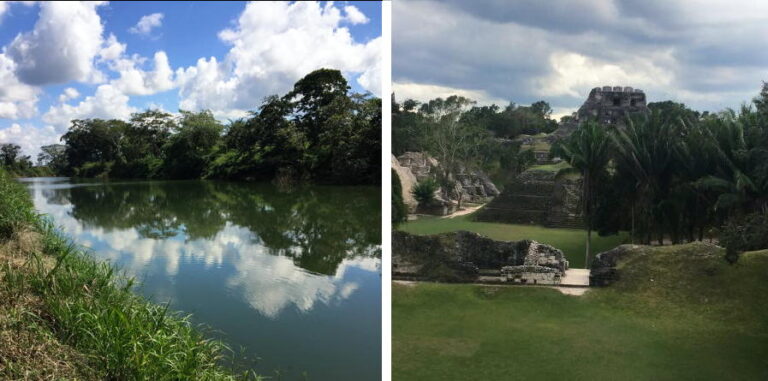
393,244 -> 768,380
399,214 -> 628,268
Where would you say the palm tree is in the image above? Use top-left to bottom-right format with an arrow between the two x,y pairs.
612,110 -> 681,245
551,120 -> 612,268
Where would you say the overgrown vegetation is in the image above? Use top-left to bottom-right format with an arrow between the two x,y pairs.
411,178 -> 438,205
392,95 -> 541,194
720,211 -> 768,263
0,169 -> 256,379
581,87 -> 768,248
39,69 -> 380,185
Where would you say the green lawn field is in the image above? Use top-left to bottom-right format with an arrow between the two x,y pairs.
399,214 -> 628,268
393,245 -> 768,380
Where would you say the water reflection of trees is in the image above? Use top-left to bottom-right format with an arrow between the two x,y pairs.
50,181 -> 381,275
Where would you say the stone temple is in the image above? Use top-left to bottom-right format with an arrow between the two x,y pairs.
554,85 -> 650,137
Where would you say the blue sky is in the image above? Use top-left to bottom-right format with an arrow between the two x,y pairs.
0,1 -> 382,158
394,0 -> 768,120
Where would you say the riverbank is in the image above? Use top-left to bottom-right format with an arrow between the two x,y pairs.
0,170 -> 255,379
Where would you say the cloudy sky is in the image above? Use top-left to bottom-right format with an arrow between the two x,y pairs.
393,0 -> 768,119
0,1 -> 381,157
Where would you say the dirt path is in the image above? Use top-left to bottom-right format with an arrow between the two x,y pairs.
441,203 -> 485,219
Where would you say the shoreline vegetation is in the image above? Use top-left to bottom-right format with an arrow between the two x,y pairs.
9,68 -> 381,186
0,169 -> 259,378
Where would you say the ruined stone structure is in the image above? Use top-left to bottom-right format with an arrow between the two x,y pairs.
553,85 -> 650,138
474,170 -> 583,229
394,152 -> 500,215
392,230 -> 568,283
391,154 -> 418,212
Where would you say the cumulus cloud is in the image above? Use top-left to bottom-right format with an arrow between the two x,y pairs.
0,53 -> 38,118
344,5 -> 369,24
7,1 -> 107,85
0,123 -> 59,158
43,84 -> 136,130
177,1 -> 381,118
110,51 -> 175,95
129,12 -> 163,36
58,87 -> 80,103
394,0 -> 768,113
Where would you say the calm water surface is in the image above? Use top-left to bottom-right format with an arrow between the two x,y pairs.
19,177 -> 381,380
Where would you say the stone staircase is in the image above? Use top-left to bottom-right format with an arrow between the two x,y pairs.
475,170 -> 584,229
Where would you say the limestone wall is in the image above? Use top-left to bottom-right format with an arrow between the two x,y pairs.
391,154 -> 418,212
395,152 -> 500,214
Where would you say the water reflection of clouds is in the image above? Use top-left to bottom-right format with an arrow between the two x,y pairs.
32,186 -> 381,319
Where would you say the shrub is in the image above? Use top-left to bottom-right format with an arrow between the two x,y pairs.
392,170 -> 407,225
412,178 -> 439,205
720,212 -> 768,263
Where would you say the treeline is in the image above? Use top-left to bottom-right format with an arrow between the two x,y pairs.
392,95 -> 557,187
43,69 -> 381,185
0,143 -> 53,177
555,84 -> 768,259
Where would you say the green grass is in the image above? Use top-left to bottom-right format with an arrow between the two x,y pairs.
393,243 -> 768,380
399,214 -> 627,268
0,169 -> 259,380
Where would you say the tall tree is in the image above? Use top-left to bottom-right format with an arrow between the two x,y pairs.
552,121 -> 612,267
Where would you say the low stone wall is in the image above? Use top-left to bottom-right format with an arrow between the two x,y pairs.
393,230 -> 567,283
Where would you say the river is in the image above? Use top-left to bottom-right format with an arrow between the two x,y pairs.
19,177 -> 382,380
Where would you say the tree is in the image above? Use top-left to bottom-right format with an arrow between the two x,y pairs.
113,109 -> 176,178
552,121 -> 612,267
60,118 -> 126,176
422,96 -> 481,209
0,144 -> 21,167
38,144 -> 67,174
162,110 -> 223,179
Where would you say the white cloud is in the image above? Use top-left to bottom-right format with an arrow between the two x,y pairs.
177,1 -> 381,117
0,53 -> 38,119
393,81 -> 506,106
0,2 -> 8,20
43,84 -> 136,130
0,123 -> 59,158
58,87 -> 80,103
129,12 -> 163,36
344,5 -> 369,24
533,51 -> 674,99
99,34 -> 126,62
7,1 -> 107,85
110,51 -> 175,96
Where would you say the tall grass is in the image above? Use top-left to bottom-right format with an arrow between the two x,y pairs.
0,169 -> 260,380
